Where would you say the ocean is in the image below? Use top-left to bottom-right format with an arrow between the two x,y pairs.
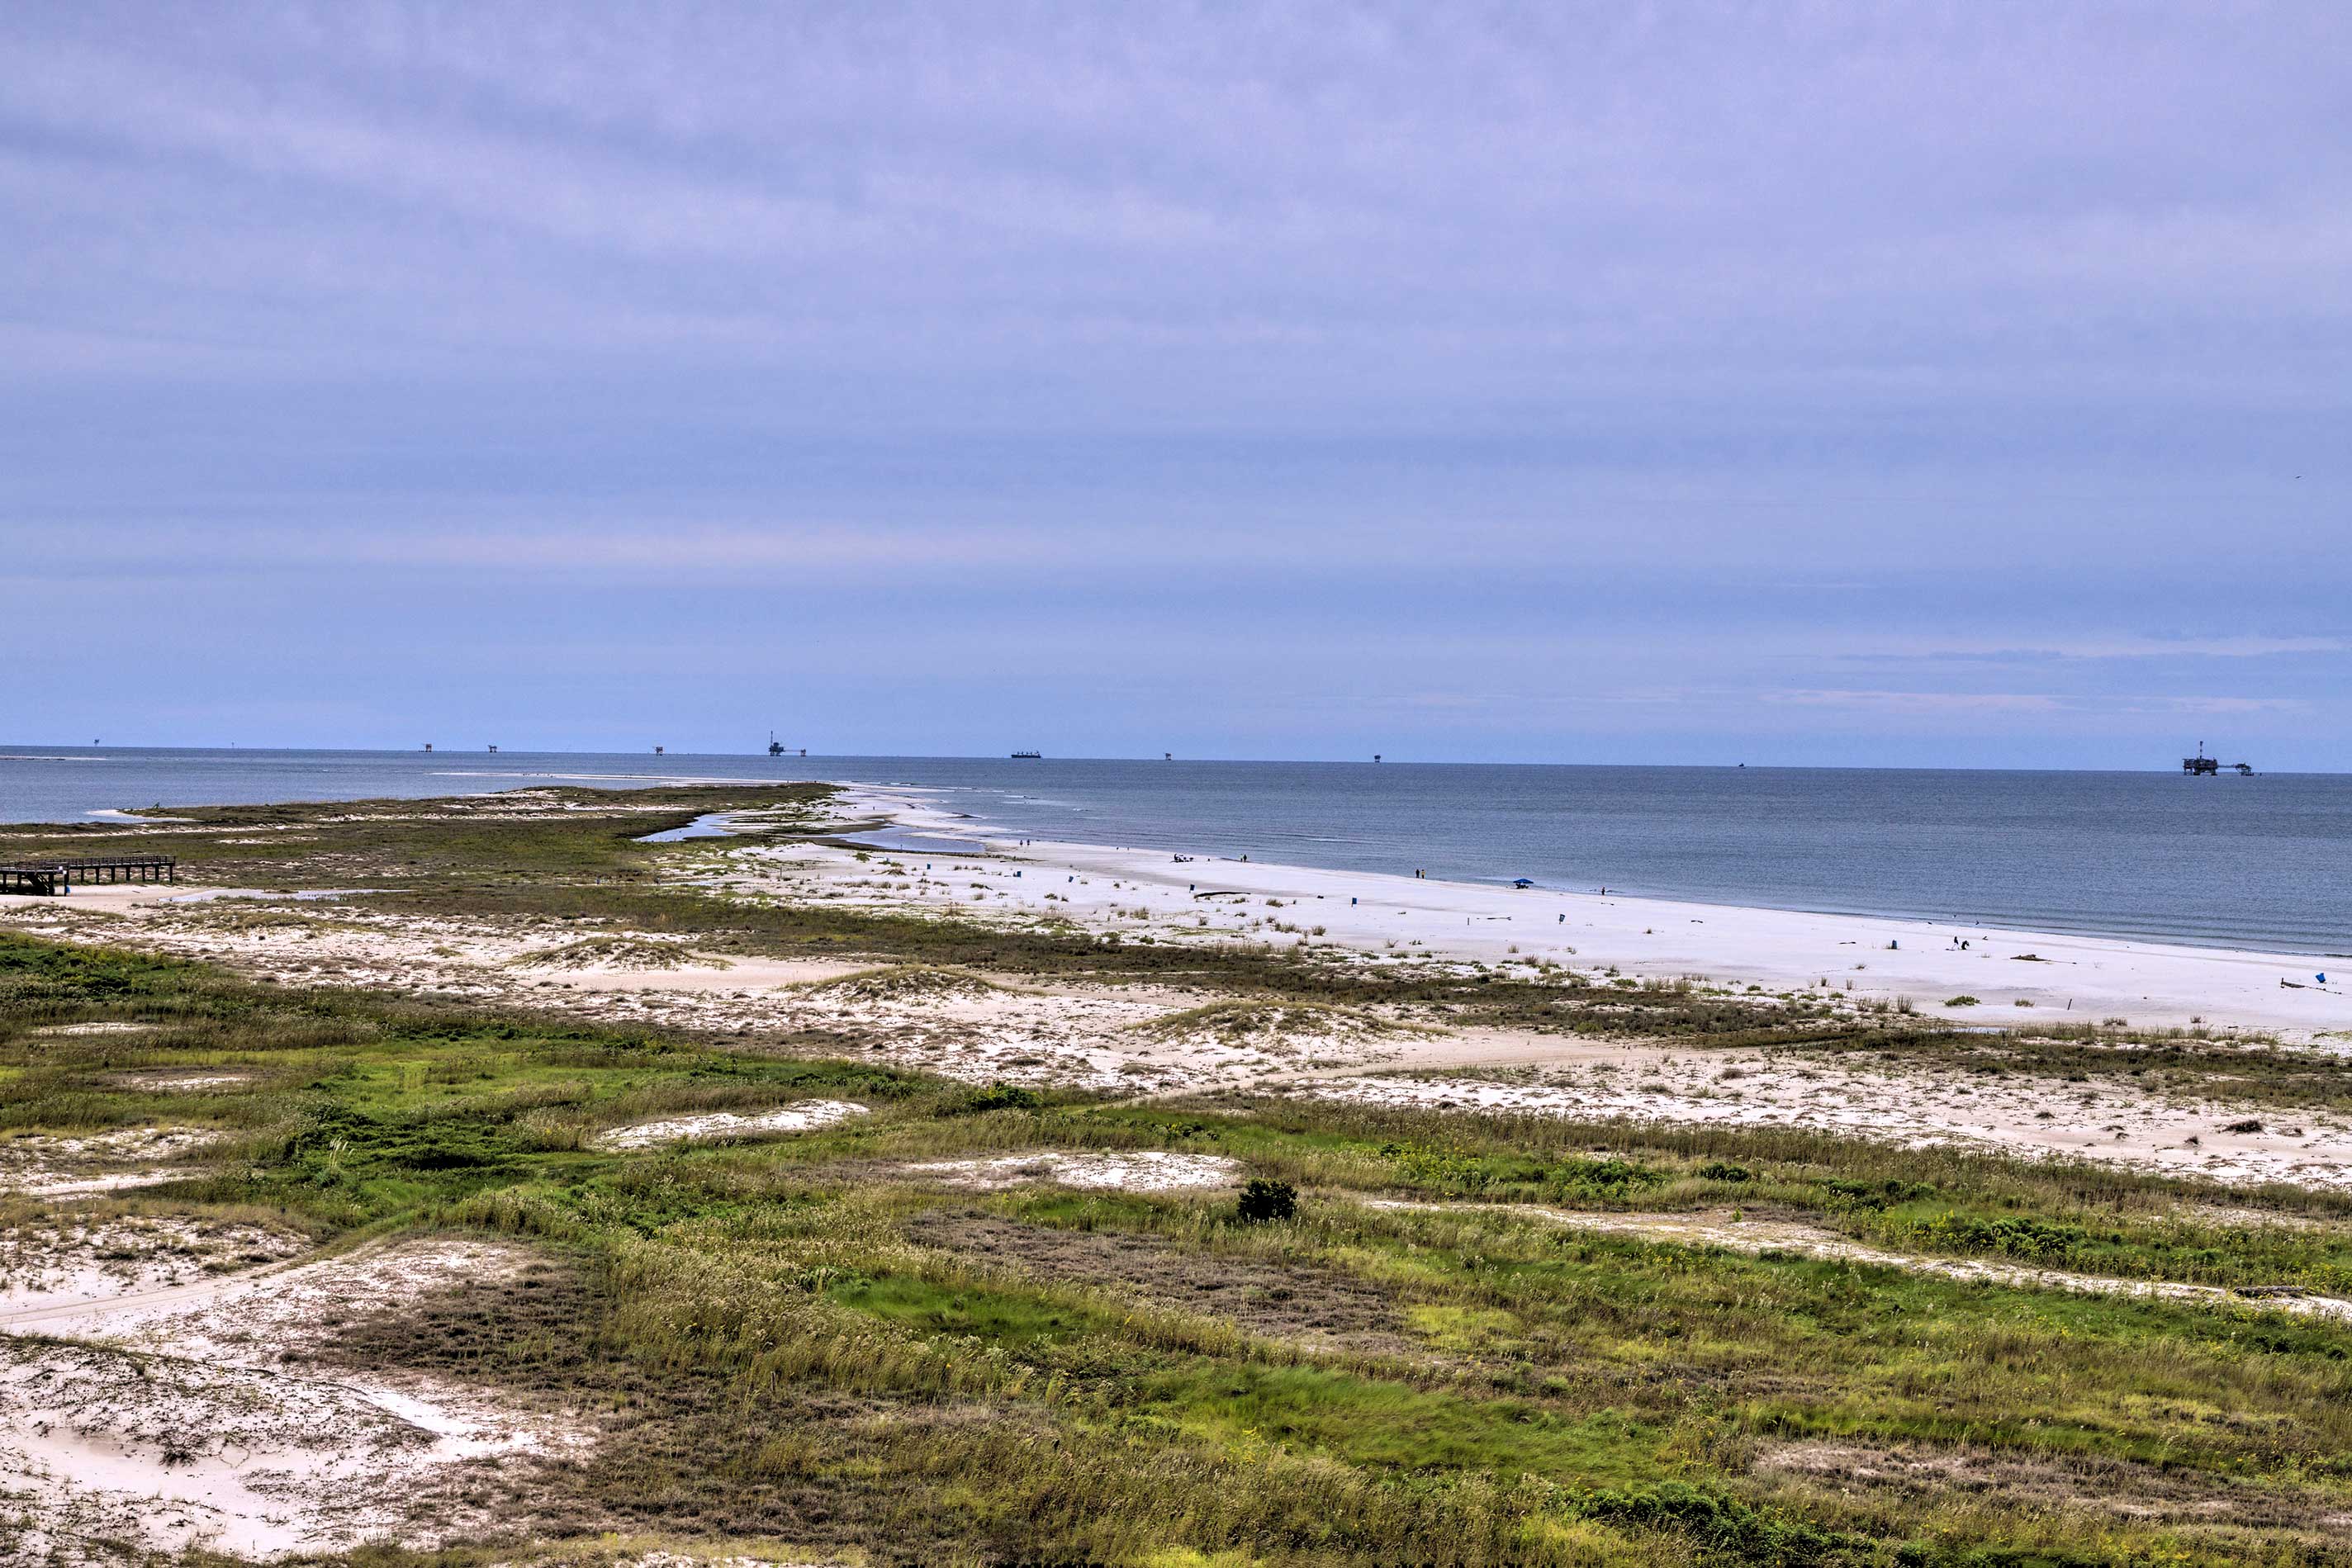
3,747 -> 2347,955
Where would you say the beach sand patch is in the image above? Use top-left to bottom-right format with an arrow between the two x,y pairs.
598,1100 -> 870,1150
902,1149 -> 1240,1192
0,1211 -> 308,1314
1299,1059 -> 2352,1195
0,1126 -> 217,1199
0,1234 -> 585,1561
0,1338 -> 538,1561
97,1066 -> 263,1092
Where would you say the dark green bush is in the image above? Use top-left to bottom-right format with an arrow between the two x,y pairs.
1236,1177 -> 1297,1224
960,1083 -> 1044,1113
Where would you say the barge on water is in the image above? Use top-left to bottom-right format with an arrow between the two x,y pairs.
2183,744 -> 2254,776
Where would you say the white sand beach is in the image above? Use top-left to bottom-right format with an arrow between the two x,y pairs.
827,784 -> 2352,1044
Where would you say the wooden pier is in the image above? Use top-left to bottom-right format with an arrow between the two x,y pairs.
0,855 -> 176,896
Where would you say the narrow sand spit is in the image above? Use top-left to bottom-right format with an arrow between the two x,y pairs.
903,1149 -> 1240,1191
1296,1063 -> 2352,1192
599,1099 -> 869,1149
0,1235 -> 580,1561
1364,1199 -> 2352,1325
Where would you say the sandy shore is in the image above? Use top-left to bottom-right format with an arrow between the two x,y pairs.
834,784 -> 2352,1043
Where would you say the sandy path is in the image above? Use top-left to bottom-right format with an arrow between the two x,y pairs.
0,1214 -> 305,1315
1365,1199 -> 2352,1324
0,1238 -> 344,1335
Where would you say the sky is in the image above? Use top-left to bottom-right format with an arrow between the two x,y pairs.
2,2 -> 2345,768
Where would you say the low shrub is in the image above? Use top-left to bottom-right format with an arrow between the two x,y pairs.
958,1083 -> 1043,1114
1235,1177 -> 1298,1224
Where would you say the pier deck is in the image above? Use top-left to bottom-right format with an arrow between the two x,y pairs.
0,855 -> 176,895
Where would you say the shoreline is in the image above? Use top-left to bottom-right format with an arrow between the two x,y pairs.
810,779 -> 2352,960
838,783 -> 2352,1043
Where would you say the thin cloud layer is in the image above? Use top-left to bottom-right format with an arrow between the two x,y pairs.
1,3 -> 2343,764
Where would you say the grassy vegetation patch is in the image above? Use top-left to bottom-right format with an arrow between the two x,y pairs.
801,964 -> 1003,1002
507,936 -> 709,971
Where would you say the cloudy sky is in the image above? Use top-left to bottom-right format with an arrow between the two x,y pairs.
3,3 -> 2343,765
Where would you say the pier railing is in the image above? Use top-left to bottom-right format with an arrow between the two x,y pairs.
0,855 -> 177,895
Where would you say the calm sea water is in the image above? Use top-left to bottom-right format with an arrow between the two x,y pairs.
3,747 -> 2347,955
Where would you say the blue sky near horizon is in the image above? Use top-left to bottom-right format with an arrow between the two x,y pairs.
2,4 -> 2345,769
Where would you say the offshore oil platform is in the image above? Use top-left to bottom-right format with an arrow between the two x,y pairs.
2183,743 -> 2254,776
